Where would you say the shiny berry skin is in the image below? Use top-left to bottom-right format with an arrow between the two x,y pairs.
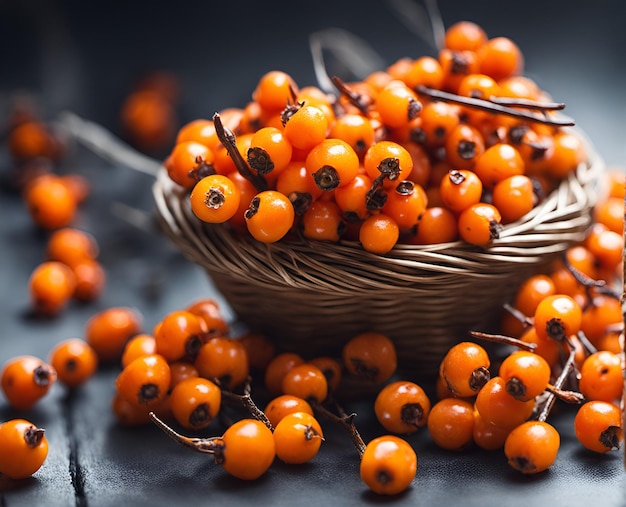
264,352 -> 305,395
154,310 -> 209,363
247,126 -> 293,176
457,202 -> 502,246
492,174 -> 536,224
578,350 -> 623,403
283,104 -> 328,151
170,377 -> 221,430
359,213 -> 400,254
190,174 -> 241,224
473,143 -> 525,190
1,355 -> 57,410
167,141 -> 214,189
220,419 -> 276,480
273,411 -> 324,464
533,294 -> 582,342
0,419 -> 48,479
49,338 -> 98,388
374,380 -> 431,434
245,190 -> 295,243
478,36 -> 524,81
360,435 -> 417,495
194,336 -> 249,391
474,376 -> 534,430
427,398 -> 475,451
115,353 -> 171,407
342,332 -> 397,384
363,141 -> 414,189
281,363 -> 328,404
439,341 -> 490,398
444,21 -> 487,52
439,169 -> 483,213
85,307 -> 143,363
504,421 -> 560,474
498,350 -> 551,402
305,138 -> 360,191
574,400 -> 623,453
264,394 -> 314,428
121,334 -> 158,368
253,70 -> 298,113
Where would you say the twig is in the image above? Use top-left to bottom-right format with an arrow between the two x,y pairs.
312,399 -> 366,458
469,330 -> 536,352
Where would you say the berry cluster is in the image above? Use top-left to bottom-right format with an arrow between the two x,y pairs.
164,20 -> 585,253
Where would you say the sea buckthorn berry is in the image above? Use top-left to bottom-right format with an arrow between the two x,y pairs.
439,169 -> 483,213
363,141 -> 414,189
168,361 -> 199,391
457,202 -> 502,246
533,294 -> 582,342
154,310 -> 208,362
190,174 -> 241,224
444,123 -> 485,170
85,306 -> 143,363
543,131 -> 586,179
185,298 -> 229,336
580,294 -> 622,347
239,332 -> 275,372
301,200 -> 346,242
492,174 -> 536,223
457,73 -> 500,123
474,376 -> 535,430
1,355 -> 57,410
121,333 -> 157,368
283,104 -> 328,151
504,421 -> 559,474
120,88 -> 176,151
413,101 -> 460,147
70,258 -> 106,301
8,120 -> 57,161
273,411 -> 324,464
112,392 -> 154,427
194,337 -> 249,391
473,409 -> 510,451
382,180 -> 427,233
405,56 -> 444,91
49,338 -> 98,388
427,397 -> 475,451
264,352 -> 305,395
439,341 -> 491,398
116,354 -> 171,406
439,48 -> 481,93
334,173 -> 374,222
584,224 -> 624,273
342,332 -> 397,384
360,435 -> 417,495
245,190 -> 295,243
473,143 -> 524,190
375,81 -> 422,129
281,363 -> 328,404
359,213 -> 400,255
264,394 -> 314,428
578,350 -> 623,403
28,261 -> 77,316
170,377 -> 221,430
176,118 -> 219,150
498,351 -> 550,401
309,356 -> 343,393
253,70 -> 298,113
574,400 -> 623,453
478,36 -> 524,81
212,131 -> 252,175
444,21 -> 487,52
329,113 -> 376,159
593,196 -> 624,234
412,206 -> 458,244
167,141 -> 215,189
0,419 -> 48,479
247,126 -> 293,176
519,326 -> 561,367
24,174 -> 77,230
226,170 -> 261,228
46,227 -> 99,267
374,380 -> 431,434
305,138 -> 360,192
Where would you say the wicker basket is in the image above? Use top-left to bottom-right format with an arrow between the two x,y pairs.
152,133 -> 604,378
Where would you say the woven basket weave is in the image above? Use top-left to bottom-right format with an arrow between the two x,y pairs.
152,134 -> 604,378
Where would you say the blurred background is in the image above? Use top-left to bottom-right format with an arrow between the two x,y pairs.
1,0 -> 625,167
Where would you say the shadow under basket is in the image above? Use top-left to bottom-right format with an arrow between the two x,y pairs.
153,141 -> 604,379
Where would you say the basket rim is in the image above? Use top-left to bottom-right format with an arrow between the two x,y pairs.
152,127 -> 604,288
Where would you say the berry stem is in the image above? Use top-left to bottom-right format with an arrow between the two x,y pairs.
469,330 -> 536,352
218,379 -> 274,431
312,398 -> 366,458
212,112 -> 268,192
415,85 -> 575,127
536,349 -> 576,422
148,411 -> 223,454
331,76 -> 371,116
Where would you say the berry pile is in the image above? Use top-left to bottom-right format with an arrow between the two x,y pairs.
164,20 -> 585,254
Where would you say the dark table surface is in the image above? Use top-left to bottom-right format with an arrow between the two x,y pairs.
1,1 -> 626,506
